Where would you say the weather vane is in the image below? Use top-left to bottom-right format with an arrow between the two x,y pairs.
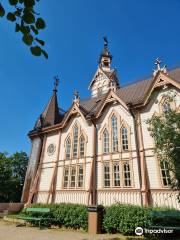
53,75 -> 59,91
103,36 -> 108,48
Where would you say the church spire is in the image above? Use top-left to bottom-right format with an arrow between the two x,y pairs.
34,76 -> 60,129
99,36 -> 112,71
88,38 -> 120,98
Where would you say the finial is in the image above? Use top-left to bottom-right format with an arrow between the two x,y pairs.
53,75 -> 59,91
103,36 -> 108,49
153,57 -> 168,77
73,90 -> 80,105
155,57 -> 162,70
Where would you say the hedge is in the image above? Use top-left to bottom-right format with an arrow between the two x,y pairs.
102,204 -> 179,235
19,203 -> 179,235
21,203 -> 88,230
102,204 -> 152,235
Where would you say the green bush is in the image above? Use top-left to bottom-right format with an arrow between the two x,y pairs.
102,204 -> 152,235
21,203 -> 88,230
53,203 -> 88,230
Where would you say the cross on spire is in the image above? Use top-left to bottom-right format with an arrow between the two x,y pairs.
53,75 -> 59,91
155,57 -> 162,70
73,90 -> 79,100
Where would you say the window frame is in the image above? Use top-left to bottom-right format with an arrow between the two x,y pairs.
113,162 -> 121,187
63,166 -> 69,189
103,128 -> 109,154
77,165 -> 84,188
111,115 -> 118,152
79,134 -> 85,157
70,166 -> 76,188
65,136 -> 71,159
121,126 -> 129,151
160,160 -> 171,187
123,162 -> 132,187
104,162 -> 111,188
72,125 -> 79,158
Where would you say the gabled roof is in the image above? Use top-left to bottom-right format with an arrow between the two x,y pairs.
29,67 -> 180,136
80,67 -> 180,113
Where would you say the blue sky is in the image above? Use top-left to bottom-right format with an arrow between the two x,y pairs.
0,0 -> 180,155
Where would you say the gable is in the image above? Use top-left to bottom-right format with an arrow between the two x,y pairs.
88,68 -> 109,90
95,90 -> 129,118
143,71 -> 180,106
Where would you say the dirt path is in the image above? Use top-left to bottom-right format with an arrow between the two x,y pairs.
0,220 -> 123,240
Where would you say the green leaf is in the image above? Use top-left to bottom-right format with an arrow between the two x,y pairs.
22,34 -> 33,46
30,46 -> 41,56
23,11 -> 35,24
35,18 -> 46,29
20,25 -> 30,34
7,12 -> 16,22
41,49 -> 48,59
14,8 -> 22,17
35,38 -> 45,46
30,25 -> 38,35
0,3 -> 5,17
15,23 -> 20,32
24,0 -> 35,8
9,0 -> 18,5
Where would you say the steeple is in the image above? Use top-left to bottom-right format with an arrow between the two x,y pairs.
99,36 -> 112,72
88,38 -> 120,98
34,76 -> 60,129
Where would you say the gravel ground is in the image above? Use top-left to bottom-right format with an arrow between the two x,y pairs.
0,220 -> 123,240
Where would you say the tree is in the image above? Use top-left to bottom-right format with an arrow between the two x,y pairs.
147,94 -> 180,201
0,151 -> 28,202
0,0 -> 48,58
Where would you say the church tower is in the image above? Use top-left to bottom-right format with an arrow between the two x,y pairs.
88,37 -> 120,98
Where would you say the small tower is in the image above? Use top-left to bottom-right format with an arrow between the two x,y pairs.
88,37 -> 120,98
99,37 -> 112,72
34,76 -> 60,129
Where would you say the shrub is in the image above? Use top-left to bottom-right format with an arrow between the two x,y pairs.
53,203 -> 88,230
102,204 -> 152,235
21,203 -> 88,230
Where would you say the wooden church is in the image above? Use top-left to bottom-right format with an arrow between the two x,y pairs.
22,39 -> 180,209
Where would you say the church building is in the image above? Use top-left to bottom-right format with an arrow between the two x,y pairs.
22,39 -> 180,209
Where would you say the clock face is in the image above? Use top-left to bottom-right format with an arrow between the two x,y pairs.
47,144 -> 56,156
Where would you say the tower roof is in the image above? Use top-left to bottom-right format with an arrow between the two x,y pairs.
34,78 -> 61,130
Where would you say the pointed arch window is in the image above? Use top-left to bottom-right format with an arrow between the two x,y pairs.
65,137 -> 71,159
80,135 -> 85,157
122,127 -> 129,150
111,115 -> 118,152
160,160 -> 171,186
73,126 -> 78,158
123,162 -> 131,186
103,129 -> 109,153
